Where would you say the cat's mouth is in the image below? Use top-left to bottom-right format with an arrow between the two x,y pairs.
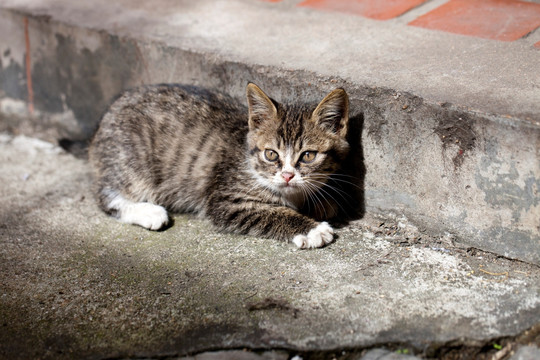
278,180 -> 299,189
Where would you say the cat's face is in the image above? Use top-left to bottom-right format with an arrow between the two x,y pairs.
246,83 -> 350,203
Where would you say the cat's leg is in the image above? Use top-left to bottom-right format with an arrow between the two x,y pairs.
98,189 -> 169,230
207,202 -> 334,249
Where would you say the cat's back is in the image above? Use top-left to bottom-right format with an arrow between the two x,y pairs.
96,84 -> 246,134
92,84 -> 248,157
89,84 -> 248,212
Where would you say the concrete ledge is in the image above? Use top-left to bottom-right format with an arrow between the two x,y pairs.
1,132 -> 539,359
0,0 -> 539,264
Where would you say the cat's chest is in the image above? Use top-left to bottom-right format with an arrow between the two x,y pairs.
279,191 -> 305,211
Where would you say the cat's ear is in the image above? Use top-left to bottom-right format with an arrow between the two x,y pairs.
312,88 -> 349,138
246,83 -> 278,130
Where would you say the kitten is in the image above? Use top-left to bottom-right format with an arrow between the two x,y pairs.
89,83 -> 351,248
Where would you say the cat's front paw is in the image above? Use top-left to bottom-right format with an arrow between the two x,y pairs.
121,202 -> 169,231
292,222 -> 334,249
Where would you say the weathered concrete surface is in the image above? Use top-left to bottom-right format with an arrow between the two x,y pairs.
1,133 -> 539,359
510,346 -> 540,360
177,350 -> 289,360
0,0 -> 538,266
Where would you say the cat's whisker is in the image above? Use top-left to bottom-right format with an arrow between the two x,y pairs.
306,180 -> 349,215
235,181 -> 264,200
303,181 -> 336,217
310,173 -> 363,191
301,182 -> 328,219
234,179 -> 277,207
297,183 -> 312,215
328,178 -> 364,190
305,178 -> 354,214
306,177 -> 355,201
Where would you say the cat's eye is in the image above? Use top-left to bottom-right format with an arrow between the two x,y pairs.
264,149 -> 279,162
300,151 -> 317,163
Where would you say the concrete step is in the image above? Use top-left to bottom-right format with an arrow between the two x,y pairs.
1,132 -> 539,360
0,0 -> 539,264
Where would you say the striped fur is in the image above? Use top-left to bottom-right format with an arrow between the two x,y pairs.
89,83 -> 351,248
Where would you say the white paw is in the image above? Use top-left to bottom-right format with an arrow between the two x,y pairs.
120,202 -> 169,230
293,222 -> 334,249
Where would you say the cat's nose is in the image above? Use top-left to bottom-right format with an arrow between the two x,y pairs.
281,172 -> 295,183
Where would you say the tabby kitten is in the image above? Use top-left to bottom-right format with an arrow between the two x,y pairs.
89,83 -> 351,248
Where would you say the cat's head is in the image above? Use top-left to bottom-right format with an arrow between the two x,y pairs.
246,83 -> 350,203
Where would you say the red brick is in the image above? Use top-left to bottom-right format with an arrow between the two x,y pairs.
409,0 -> 540,41
535,41 -> 540,49
297,0 -> 429,21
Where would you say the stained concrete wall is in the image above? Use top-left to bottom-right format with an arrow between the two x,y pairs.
0,10 -> 538,264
